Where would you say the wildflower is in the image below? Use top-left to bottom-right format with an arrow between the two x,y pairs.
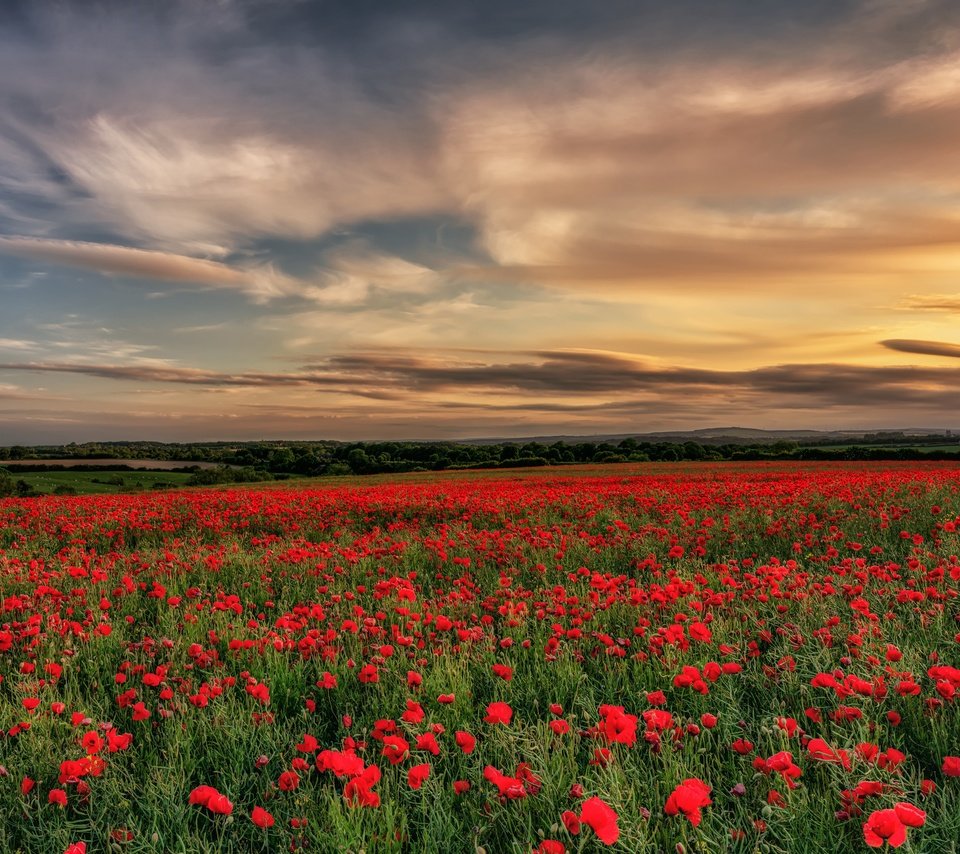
484,701 -> 513,725
455,730 -> 476,754
580,796 -> 619,845
863,803 -> 926,848
408,763 -> 430,790
665,778 -> 712,827
188,785 -> 233,815
251,806 -> 275,828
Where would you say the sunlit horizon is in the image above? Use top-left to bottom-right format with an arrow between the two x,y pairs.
3,0 -> 960,444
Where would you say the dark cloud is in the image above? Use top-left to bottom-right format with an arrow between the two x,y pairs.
4,350 -> 960,412
881,339 -> 960,358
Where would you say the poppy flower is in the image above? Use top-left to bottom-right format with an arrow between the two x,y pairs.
580,796 -> 619,845
482,765 -> 526,799
664,778 -> 712,827
344,765 -> 381,808
296,734 -> 318,753
561,810 -> 580,834
63,845 -> 86,854
48,788 -> 68,807
408,763 -> 430,790
863,803 -> 925,848
484,701 -> 513,725
807,738 -> 851,770
251,806 -> 275,828
189,785 -> 233,815
943,756 -> 960,777
402,700 -> 425,724
455,730 -> 476,754
278,771 -> 300,791
382,735 -> 410,765
415,732 -> 440,756
358,664 -> 379,684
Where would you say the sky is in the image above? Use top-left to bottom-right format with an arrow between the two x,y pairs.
3,0 -> 960,443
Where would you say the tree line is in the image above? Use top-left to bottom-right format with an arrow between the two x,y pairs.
1,435 -> 959,488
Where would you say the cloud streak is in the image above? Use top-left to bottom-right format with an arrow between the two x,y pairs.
882,339 -> 960,358
4,349 -> 960,413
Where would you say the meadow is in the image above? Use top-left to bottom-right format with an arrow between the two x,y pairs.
1,462 -> 959,853
8,470 -> 194,496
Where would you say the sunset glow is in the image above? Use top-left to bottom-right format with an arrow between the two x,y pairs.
2,0 -> 960,441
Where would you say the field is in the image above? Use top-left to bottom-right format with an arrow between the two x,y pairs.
9,470 -> 194,496
2,463 -> 960,853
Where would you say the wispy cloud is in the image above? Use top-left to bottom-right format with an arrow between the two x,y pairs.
898,294 -> 960,312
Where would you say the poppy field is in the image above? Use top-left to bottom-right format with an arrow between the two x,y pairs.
2,463 -> 960,853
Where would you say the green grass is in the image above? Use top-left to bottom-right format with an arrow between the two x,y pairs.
14,469 -> 194,495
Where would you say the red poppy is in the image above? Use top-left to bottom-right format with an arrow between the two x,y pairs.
381,735 -> 410,765
561,810 -> 580,834
415,732 -> 440,756
296,734 -> 318,753
278,771 -> 300,791
664,778 -> 712,827
580,796 -> 619,845
344,765 -> 381,808
188,785 -> 233,815
863,802 -> 926,848
455,730 -> 476,754
408,763 -> 430,790
251,806 -> 275,828
484,701 -> 513,725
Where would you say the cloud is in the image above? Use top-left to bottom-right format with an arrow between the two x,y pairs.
4,349 -> 960,414
0,235 -> 249,285
0,235 -> 439,305
898,294 -> 960,312
881,338 -> 960,358
5,0 -> 960,301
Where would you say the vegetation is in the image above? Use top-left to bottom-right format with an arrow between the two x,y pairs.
2,431 -> 959,484
1,463 -> 960,852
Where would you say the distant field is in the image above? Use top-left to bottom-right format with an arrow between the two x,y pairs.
12,469 -> 194,495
